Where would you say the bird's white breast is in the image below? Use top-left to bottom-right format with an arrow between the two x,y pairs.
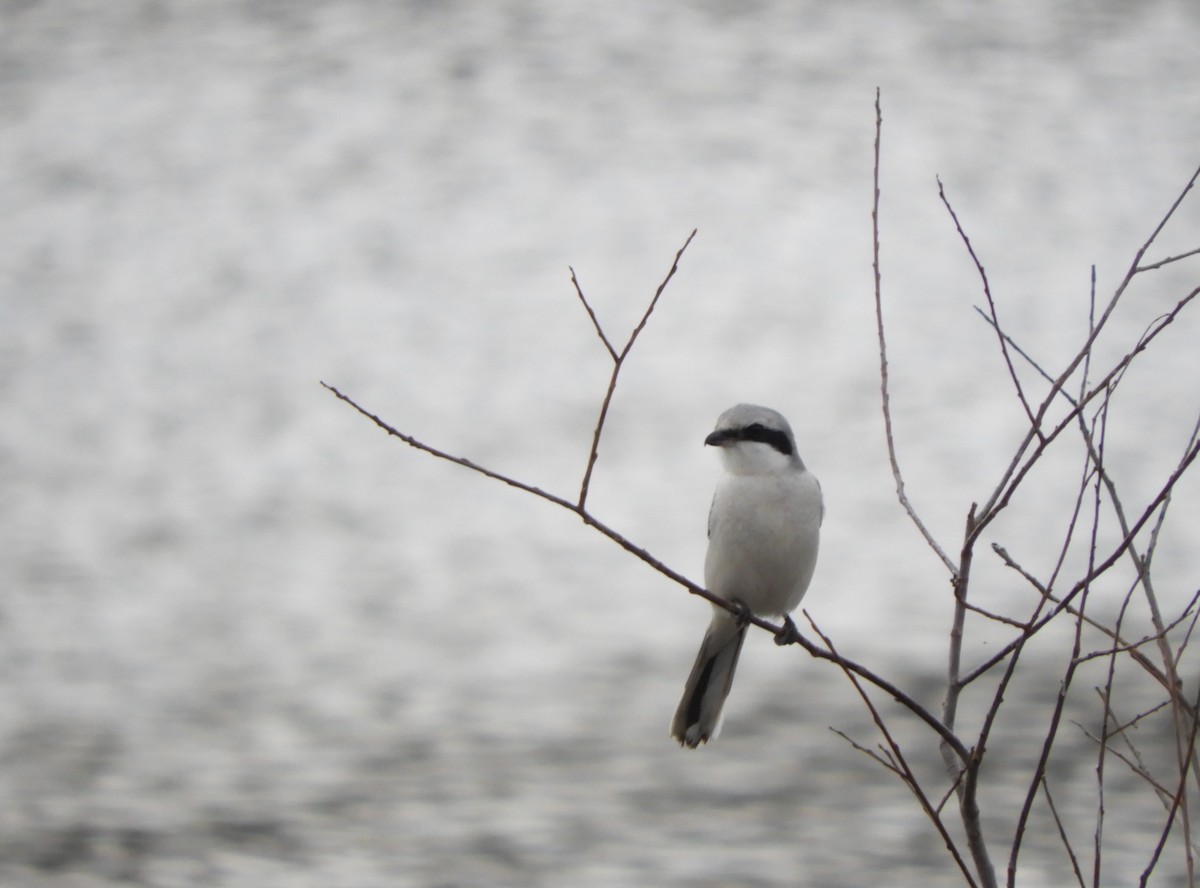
704,469 -> 823,617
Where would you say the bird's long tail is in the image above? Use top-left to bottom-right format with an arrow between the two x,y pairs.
671,612 -> 747,748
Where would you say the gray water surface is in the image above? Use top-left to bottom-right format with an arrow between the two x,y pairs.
3,2 -> 1200,886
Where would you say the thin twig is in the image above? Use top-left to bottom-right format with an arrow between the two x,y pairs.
569,267 -> 617,360
1075,630 -> 1192,667
320,383 -> 724,606
936,767 -> 970,816
829,727 -> 903,776
938,177 -> 1039,434
963,600 -> 1029,629
1092,698 -> 1174,741
1135,244 -> 1200,273
1131,164 -> 1200,272
1077,703 -> 1177,806
1074,592 -> 1200,667
871,88 -> 956,574
1042,776 -> 1087,888
942,508 -> 976,740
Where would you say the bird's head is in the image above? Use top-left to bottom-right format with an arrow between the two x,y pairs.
705,403 -> 802,475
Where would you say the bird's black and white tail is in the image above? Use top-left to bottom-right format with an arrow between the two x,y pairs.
671,614 -> 747,747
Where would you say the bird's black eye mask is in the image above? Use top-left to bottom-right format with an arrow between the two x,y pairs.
707,423 -> 794,456
741,422 -> 794,456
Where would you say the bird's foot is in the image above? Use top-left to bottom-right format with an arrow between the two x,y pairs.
774,614 -> 801,646
731,599 -> 753,628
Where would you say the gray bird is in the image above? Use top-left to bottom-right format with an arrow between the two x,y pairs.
671,403 -> 824,747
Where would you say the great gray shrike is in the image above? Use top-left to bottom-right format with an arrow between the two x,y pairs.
671,403 -> 823,748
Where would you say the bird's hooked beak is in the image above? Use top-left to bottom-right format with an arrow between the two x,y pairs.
705,429 -> 737,447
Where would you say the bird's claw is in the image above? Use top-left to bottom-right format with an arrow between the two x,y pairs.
731,599 -> 753,628
774,614 -> 801,646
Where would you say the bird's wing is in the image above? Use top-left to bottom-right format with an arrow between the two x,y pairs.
707,491 -> 718,539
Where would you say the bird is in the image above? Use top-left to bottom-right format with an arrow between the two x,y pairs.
671,403 -> 824,748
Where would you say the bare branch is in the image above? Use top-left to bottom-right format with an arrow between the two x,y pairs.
969,162 -> 1200,543
1009,394 -> 1110,884
963,430 -> 1200,685
970,285 -> 1200,547
936,767 -> 969,816
324,377 -> 968,767
972,307 -> 1056,390
809,614 -> 979,888
318,385 -> 722,613
942,507 -> 976,732
865,96 -> 996,887
792,610 -> 971,761
967,432 -> 1095,689
1135,244 -> 1200,273
993,547 -> 1200,710
938,177 -> 1039,434
1094,697 -> 1174,740
619,229 -> 697,361
872,88 -> 956,574
1073,592 -> 1200,668
829,727 -> 903,777
983,306 -> 1200,749
1041,777 -> 1087,888
1078,700 -> 1177,806
322,206 -> 972,779
963,599 -> 1029,629
1129,163 -> 1200,273
569,266 -> 617,360
320,381 -> 579,511
1139,679 -> 1200,886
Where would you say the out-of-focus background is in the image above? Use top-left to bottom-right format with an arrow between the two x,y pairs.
3,2 -> 1200,886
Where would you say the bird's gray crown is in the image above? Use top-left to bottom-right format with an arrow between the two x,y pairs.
705,403 -> 797,458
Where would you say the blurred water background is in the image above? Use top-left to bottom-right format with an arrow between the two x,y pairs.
3,1 -> 1200,886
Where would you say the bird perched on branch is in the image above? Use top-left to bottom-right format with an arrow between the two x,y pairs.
671,403 -> 824,748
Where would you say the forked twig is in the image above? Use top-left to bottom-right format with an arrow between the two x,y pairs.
967,161 -> 1200,543
969,286 -> 1200,549
809,614 -> 978,888
575,228 -> 697,510
830,726 -> 902,776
